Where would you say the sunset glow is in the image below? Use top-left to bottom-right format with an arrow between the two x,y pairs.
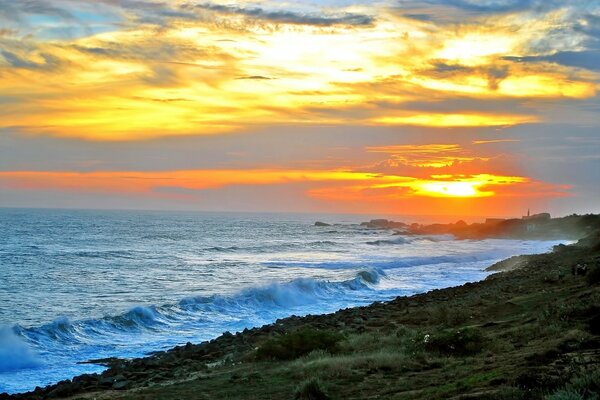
1,0 -> 599,216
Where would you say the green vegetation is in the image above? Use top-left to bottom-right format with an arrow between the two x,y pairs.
587,264 -> 600,285
294,377 -> 331,400
255,329 -> 344,361
546,370 -> 600,400
421,327 -> 486,356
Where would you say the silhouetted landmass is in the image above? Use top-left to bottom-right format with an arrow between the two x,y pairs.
361,213 -> 600,240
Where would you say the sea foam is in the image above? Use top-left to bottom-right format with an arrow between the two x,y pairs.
0,327 -> 41,373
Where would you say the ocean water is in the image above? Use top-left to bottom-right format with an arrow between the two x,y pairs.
0,208 -> 566,394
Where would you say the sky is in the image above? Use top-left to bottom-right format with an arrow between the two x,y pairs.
1,0 -> 599,218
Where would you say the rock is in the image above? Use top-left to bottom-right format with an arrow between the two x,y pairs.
314,221 -> 331,227
112,380 -> 131,390
572,263 -> 588,276
45,381 -> 74,399
98,376 -> 115,387
361,219 -> 407,229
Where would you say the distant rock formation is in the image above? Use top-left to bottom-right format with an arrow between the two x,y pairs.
314,221 -> 331,227
360,219 -> 408,229
359,214 -> 600,241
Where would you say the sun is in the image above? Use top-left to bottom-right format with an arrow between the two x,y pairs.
418,181 -> 481,197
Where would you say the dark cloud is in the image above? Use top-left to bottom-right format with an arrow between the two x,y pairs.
395,0 -> 581,25
503,50 -> 600,72
425,0 -> 536,13
398,0 -> 570,15
0,0 -> 75,22
402,13 -> 433,21
116,0 -> 198,25
574,14 -> 600,40
236,75 -> 274,80
190,3 -> 375,27
422,62 -> 509,90
0,50 -> 61,70
71,37 -> 222,63
486,65 -> 509,90
429,62 -> 472,74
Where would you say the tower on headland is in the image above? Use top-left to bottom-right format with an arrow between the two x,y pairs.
522,210 -> 551,221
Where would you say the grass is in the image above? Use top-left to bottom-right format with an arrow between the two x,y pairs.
294,377 -> 331,400
545,370 -> 600,400
428,305 -> 472,327
255,329 -> 344,361
421,328 -> 486,356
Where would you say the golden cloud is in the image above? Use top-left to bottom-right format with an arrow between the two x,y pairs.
0,3 -> 597,140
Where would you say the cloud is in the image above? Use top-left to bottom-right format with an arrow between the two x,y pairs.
0,0 -> 598,141
421,0 -> 537,13
0,50 -> 61,70
236,75 -> 274,80
191,3 -> 375,27
0,168 -> 566,207
0,28 -> 17,37
0,0 -> 75,22
366,143 -> 475,168
574,13 -> 600,40
420,62 -> 510,90
472,139 -> 520,144
504,50 -> 600,72
395,0 -> 570,21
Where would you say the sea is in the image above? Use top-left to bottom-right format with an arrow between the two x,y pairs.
0,208 -> 567,394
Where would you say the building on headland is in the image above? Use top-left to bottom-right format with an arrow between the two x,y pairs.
521,210 -> 551,232
522,210 -> 551,221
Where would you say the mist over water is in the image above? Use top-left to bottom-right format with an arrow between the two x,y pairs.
0,209 -> 566,393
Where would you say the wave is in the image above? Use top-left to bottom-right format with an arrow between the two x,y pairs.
203,240 -> 342,254
180,268 -> 383,312
7,268 -> 386,373
261,247 -> 534,271
365,234 -> 457,246
366,237 -> 412,246
205,246 -> 240,252
0,327 -> 41,373
356,268 -> 384,284
416,234 -> 456,242
69,250 -> 138,259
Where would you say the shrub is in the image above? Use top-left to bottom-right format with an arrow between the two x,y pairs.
488,387 -> 528,400
294,377 -> 331,400
585,265 -> 600,285
545,389 -> 586,400
545,369 -> 600,400
429,305 -> 470,327
256,329 -> 344,361
422,328 -> 486,356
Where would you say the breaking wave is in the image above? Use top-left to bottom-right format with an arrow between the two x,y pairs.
0,327 -> 41,373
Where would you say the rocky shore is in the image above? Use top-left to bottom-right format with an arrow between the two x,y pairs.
3,233 -> 600,399
357,213 -> 600,241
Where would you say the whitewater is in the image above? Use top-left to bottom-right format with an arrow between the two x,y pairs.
0,208 -> 566,394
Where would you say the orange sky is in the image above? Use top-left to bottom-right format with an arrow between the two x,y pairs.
0,0 -> 599,217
